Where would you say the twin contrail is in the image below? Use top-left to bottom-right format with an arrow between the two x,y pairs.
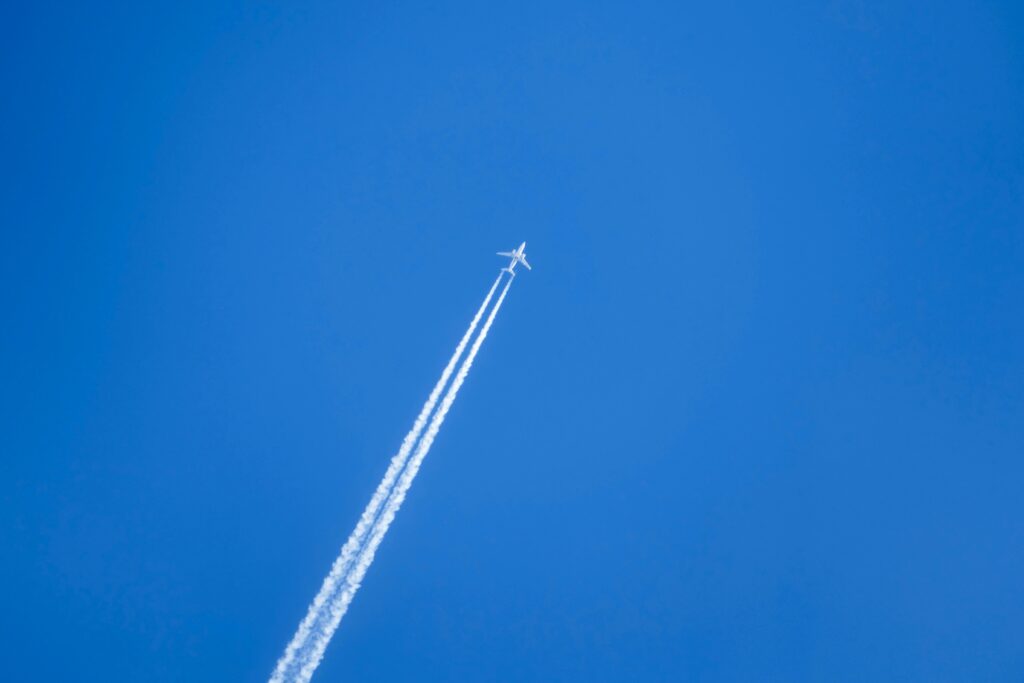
269,269 -> 517,683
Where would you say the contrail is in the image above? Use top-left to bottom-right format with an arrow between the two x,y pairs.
295,276 -> 515,683
268,274 -> 503,683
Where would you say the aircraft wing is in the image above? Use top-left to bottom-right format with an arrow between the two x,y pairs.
520,256 -> 531,270
497,251 -> 514,257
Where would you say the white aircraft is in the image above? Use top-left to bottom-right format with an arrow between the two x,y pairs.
497,241 -> 531,275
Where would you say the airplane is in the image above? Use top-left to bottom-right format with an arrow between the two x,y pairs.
497,241 -> 531,275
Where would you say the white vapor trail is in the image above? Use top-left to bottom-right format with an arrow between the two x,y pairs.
268,274 -> 503,683
294,276 -> 515,683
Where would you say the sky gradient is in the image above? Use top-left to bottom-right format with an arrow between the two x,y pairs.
4,2 -> 1024,681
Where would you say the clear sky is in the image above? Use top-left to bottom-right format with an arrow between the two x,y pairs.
4,2 -> 1023,681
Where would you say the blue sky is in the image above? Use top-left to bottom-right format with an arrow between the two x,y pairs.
3,2 -> 1023,681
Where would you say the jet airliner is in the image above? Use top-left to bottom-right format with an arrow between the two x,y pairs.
497,242 -> 531,275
